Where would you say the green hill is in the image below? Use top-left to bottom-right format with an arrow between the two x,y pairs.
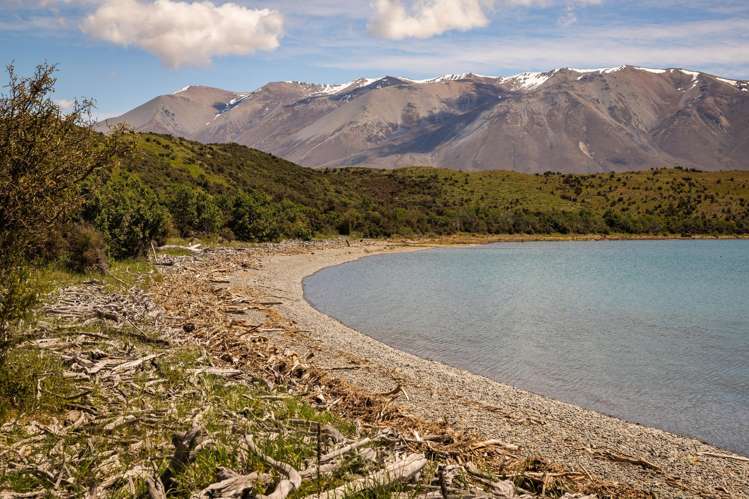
120,132 -> 749,241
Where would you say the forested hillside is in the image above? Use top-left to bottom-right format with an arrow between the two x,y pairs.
110,132 -> 749,250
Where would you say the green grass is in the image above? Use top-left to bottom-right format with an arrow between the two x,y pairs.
33,258 -> 158,298
0,347 -> 75,421
104,259 -> 160,291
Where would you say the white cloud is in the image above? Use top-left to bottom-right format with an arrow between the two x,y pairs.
324,17 -> 749,79
369,0 -> 494,39
367,0 -> 603,40
81,0 -> 284,68
55,98 -> 75,111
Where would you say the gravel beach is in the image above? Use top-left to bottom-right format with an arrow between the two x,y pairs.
232,240 -> 749,498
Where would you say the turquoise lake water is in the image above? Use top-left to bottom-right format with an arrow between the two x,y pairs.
303,240 -> 749,455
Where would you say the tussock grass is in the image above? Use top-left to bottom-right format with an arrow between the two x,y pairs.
0,348 -> 75,420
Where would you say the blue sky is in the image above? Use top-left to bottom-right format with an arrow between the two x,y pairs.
2,0 -> 748,119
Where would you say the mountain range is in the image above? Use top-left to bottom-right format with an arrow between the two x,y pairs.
99,66 -> 749,173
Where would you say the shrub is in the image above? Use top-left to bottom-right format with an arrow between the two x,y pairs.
228,191 -> 282,242
65,223 -> 108,274
87,172 -> 170,259
0,63 -> 127,362
169,185 -> 224,236
276,200 -> 313,240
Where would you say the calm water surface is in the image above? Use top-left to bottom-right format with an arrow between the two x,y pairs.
304,240 -> 749,455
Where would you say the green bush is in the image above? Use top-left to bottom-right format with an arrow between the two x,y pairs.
169,185 -> 224,237
65,223 -> 108,274
275,200 -> 313,240
228,191 -> 282,242
87,172 -> 170,259
0,63 -> 126,362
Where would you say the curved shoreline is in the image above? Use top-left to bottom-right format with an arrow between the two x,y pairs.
236,240 -> 749,498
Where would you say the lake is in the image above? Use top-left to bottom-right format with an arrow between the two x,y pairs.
304,240 -> 749,455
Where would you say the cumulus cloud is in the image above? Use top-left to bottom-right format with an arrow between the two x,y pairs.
81,0 -> 284,68
55,98 -> 75,111
369,0 -> 494,39
367,0 -> 603,39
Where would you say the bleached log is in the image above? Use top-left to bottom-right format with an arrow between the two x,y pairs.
469,439 -> 520,452
187,367 -> 243,378
698,451 -> 749,463
112,354 -> 162,373
304,453 -> 427,499
195,468 -> 267,499
318,437 -> 373,464
245,435 -> 302,499
145,477 -> 166,499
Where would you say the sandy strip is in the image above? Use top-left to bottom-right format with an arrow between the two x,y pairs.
234,241 -> 748,498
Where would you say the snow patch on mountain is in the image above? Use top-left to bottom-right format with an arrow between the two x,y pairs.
569,66 -> 627,75
677,69 -> 701,80
213,92 -> 252,119
635,67 -> 668,74
406,73 -> 499,84
500,71 -> 552,90
716,77 -> 741,88
257,66 -> 747,101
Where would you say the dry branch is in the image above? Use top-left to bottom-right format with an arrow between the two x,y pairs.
245,435 -> 301,499
305,453 -> 427,499
145,477 -> 167,499
469,439 -> 520,452
698,451 -> 749,463
585,448 -> 661,472
161,424 -> 204,491
196,468 -> 267,499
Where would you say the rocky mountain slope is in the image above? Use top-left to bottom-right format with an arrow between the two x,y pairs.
99,66 -> 749,173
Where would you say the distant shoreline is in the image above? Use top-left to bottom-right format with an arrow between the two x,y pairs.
231,239 -> 749,498
387,233 -> 749,246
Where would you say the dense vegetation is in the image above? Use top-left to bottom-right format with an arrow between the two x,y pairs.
111,132 -> 749,250
0,63 -> 125,362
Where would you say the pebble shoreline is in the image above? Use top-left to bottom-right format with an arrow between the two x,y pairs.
232,240 -> 749,498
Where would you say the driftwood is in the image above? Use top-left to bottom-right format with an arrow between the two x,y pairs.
299,461 -> 343,479
5,242 -> 637,499
465,463 -> 517,498
112,353 -> 162,373
305,453 -> 427,499
161,424 -> 205,491
698,451 -> 749,463
469,439 -> 520,452
245,435 -> 302,499
319,437 -> 374,464
145,476 -> 167,499
585,447 -> 661,472
187,367 -> 243,378
196,468 -> 268,498
0,491 -> 48,498
299,437 -> 375,479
